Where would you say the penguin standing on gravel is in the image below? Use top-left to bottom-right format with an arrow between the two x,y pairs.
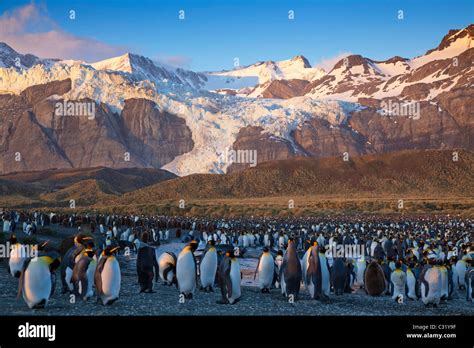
136,232 -> 159,293
18,250 -> 61,309
8,234 -> 27,278
390,261 -> 406,302
254,247 -> 274,293
176,240 -> 198,299
60,235 -> 93,293
71,246 -> 97,300
306,243 -> 330,300
200,240 -> 218,292
364,260 -> 386,296
157,251 -> 177,286
406,259 -> 418,300
280,238 -> 302,300
273,250 -> 284,288
301,240 -> 315,290
420,256 -> 442,307
95,246 -> 121,305
217,249 -> 241,304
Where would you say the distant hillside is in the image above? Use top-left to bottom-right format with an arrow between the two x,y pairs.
40,179 -> 117,206
0,167 -> 176,207
0,167 -> 176,193
114,149 -> 474,203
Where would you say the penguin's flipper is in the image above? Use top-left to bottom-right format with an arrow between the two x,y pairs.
254,255 -> 262,280
17,258 -> 31,300
422,279 -> 430,298
221,258 -> 233,299
162,263 -> 173,284
94,257 -> 107,298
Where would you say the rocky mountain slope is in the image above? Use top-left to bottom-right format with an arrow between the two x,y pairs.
0,25 -> 472,176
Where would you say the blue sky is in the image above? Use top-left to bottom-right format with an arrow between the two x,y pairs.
1,0 -> 473,71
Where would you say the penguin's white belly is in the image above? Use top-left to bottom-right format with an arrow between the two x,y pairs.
23,261 -> 51,309
421,267 -> 441,305
65,267 -> 74,291
440,268 -> 448,298
452,267 -> 459,288
301,250 -> 310,286
228,261 -> 241,303
258,256 -> 274,289
356,262 -> 366,286
391,271 -> 406,300
9,245 -> 26,276
407,270 -> 417,299
101,258 -> 121,303
455,261 -> 466,287
320,257 -> 330,296
200,251 -> 217,287
86,260 -> 97,299
177,253 -> 196,294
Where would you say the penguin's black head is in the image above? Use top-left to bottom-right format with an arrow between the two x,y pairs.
226,250 -> 235,258
277,250 -> 283,256
208,240 -> 216,247
76,235 -> 93,245
84,249 -> 95,258
263,246 -> 269,253
103,246 -> 120,256
395,260 -> 403,269
189,240 -> 198,252
141,232 -> 149,243
84,240 -> 95,249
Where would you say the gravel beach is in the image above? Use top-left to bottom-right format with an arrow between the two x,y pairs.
1,238 -> 473,316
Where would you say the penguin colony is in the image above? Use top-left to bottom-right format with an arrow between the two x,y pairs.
2,211 -> 474,309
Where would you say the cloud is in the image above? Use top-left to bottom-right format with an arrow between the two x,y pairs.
314,52 -> 353,72
154,55 -> 193,69
0,3 -> 127,62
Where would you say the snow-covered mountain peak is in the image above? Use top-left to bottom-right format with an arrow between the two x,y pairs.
91,52 -> 207,90
410,25 -> 474,69
0,42 -> 56,69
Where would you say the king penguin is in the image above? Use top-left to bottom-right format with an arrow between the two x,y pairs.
420,258 -> 442,307
60,235 -> 93,293
95,246 -> 121,305
157,251 -> 177,286
217,249 -> 241,304
280,238 -> 302,300
18,250 -> 61,309
200,240 -> 218,292
136,232 -> 159,293
254,247 -> 274,293
8,234 -> 27,278
306,243 -> 330,300
355,254 -> 366,288
364,261 -> 386,296
390,261 -> 406,302
176,240 -> 198,299
406,259 -> 418,300
71,247 -> 97,301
